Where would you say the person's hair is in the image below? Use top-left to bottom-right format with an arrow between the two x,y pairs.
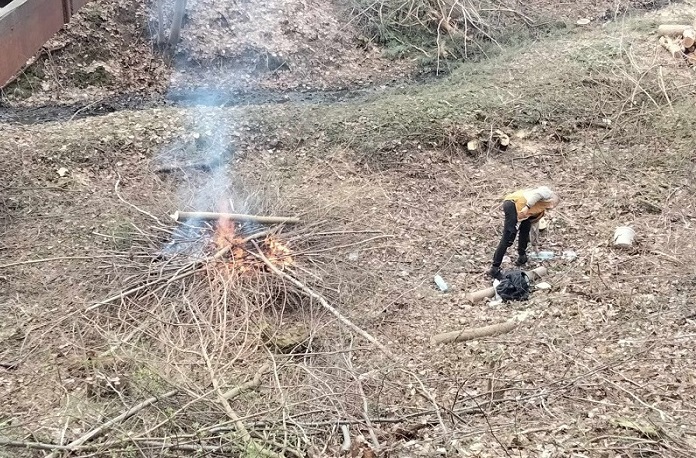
536,186 -> 554,200
535,186 -> 559,208
547,193 -> 560,208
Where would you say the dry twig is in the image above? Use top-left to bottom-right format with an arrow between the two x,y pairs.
251,241 -> 397,360
43,389 -> 178,458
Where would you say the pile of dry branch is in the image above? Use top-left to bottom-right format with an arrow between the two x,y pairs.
657,21 -> 696,65
352,0 -> 498,60
26,206 -> 408,457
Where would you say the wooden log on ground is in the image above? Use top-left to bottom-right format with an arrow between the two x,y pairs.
464,266 -> 547,303
431,320 -> 518,344
659,36 -> 685,58
465,286 -> 497,303
657,24 -> 689,37
683,27 -> 696,48
171,211 -> 301,225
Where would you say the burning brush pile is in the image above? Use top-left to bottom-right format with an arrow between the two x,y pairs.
167,210 -> 298,272
74,198 -> 404,457
92,208 -> 304,310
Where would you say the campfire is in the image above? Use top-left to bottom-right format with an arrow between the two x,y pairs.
86,209 -> 300,313
201,212 -> 296,272
90,205 -> 391,354
156,210 -> 300,273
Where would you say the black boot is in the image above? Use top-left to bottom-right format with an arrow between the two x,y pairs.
515,253 -> 528,266
487,266 -> 503,280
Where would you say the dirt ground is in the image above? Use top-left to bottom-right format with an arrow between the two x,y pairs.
1,0 -> 696,457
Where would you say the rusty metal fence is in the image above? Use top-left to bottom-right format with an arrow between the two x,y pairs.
0,0 -> 90,87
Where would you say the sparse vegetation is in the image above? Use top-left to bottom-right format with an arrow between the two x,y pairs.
233,20 -> 694,171
348,0 -> 577,68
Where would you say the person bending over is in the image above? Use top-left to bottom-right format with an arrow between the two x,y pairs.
488,186 -> 559,279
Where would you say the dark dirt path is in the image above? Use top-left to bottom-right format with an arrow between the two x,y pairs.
0,78 -> 433,124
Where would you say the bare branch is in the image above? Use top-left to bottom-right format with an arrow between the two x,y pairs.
43,390 -> 178,458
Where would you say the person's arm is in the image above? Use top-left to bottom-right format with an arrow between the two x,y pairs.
529,211 -> 545,223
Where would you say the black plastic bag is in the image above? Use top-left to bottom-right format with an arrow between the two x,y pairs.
495,270 -> 531,302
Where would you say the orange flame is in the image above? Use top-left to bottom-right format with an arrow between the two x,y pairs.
264,236 -> 294,268
208,210 -> 294,274
214,217 -> 236,250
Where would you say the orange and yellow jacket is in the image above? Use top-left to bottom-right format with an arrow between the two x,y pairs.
504,188 -> 555,222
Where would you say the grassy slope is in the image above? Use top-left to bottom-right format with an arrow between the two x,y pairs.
18,16 -> 693,172
230,16 -> 693,175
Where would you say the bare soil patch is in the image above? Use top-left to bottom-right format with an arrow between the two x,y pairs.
1,0 -> 416,108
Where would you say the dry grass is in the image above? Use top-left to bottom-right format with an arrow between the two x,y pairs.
350,0 -> 502,60
4,123 -> 695,456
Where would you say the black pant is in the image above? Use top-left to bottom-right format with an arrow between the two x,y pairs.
492,200 -> 532,268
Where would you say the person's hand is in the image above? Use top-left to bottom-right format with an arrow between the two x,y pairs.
517,207 -> 530,221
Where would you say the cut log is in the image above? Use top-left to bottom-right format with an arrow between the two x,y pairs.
492,129 -> 510,147
464,266 -> 547,303
659,36 -> 685,59
657,24 -> 689,36
171,211 -> 301,225
682,27 -> 696,48
431,320 -> 518,344
465,286 -> 497,302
